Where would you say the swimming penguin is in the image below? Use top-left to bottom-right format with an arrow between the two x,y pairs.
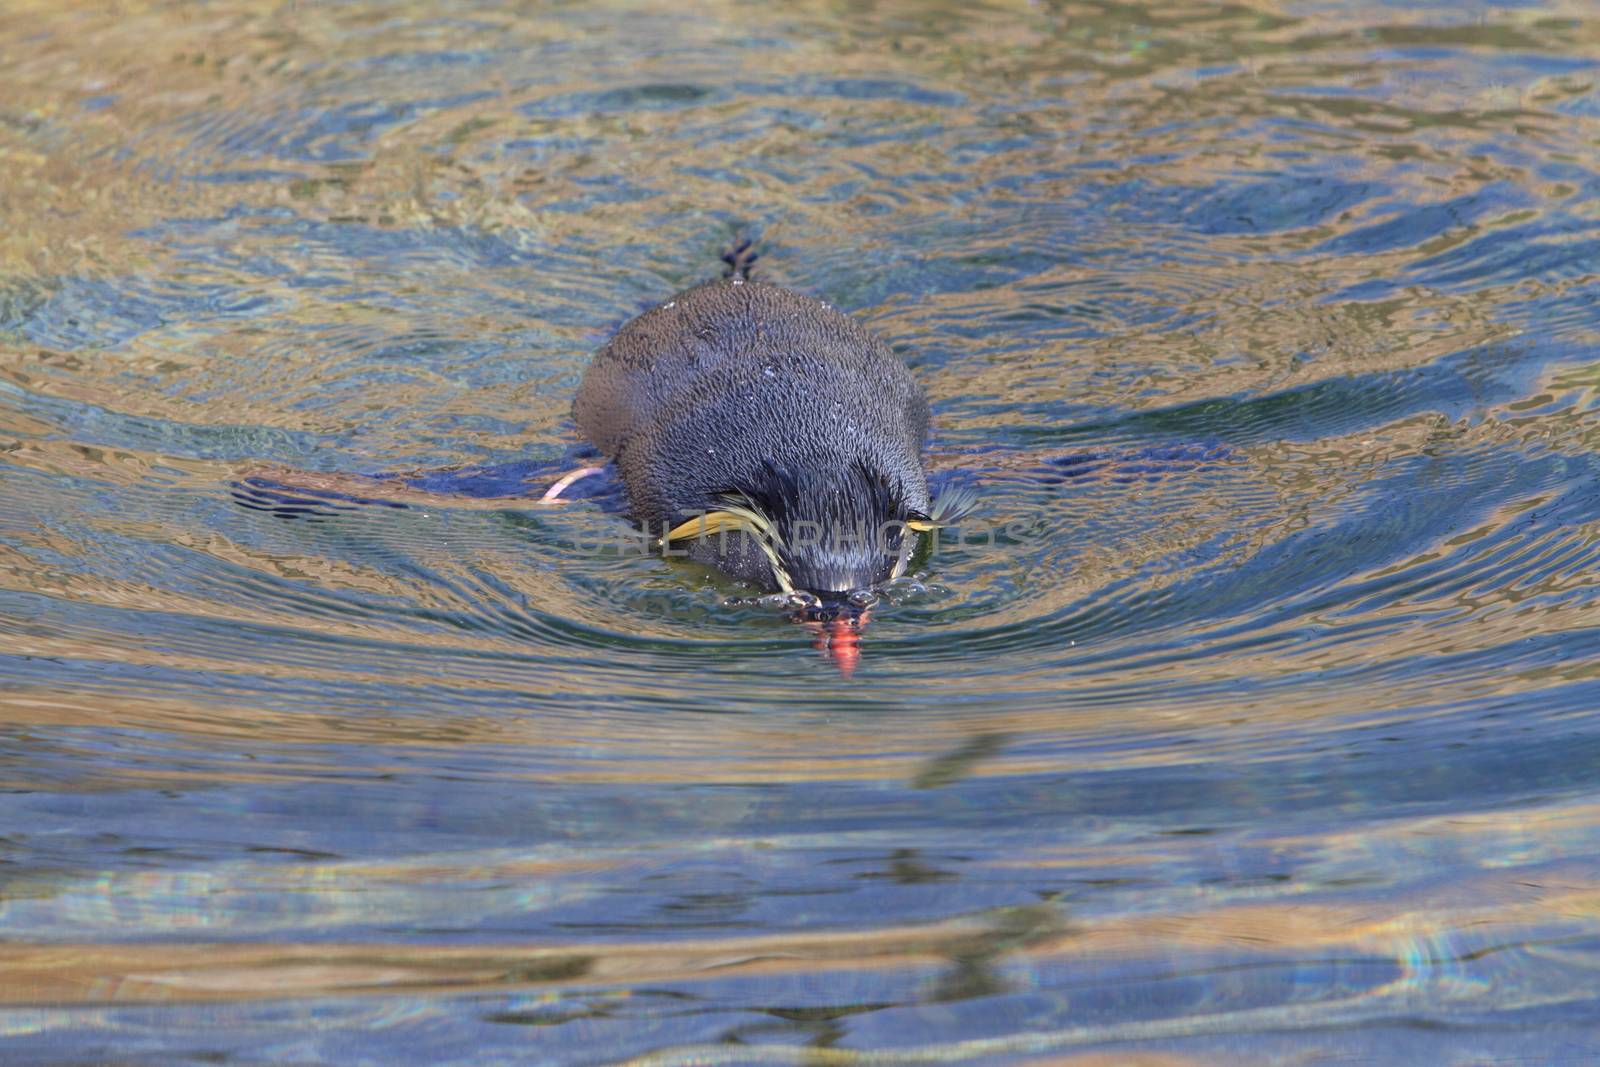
572,241 -> 964,601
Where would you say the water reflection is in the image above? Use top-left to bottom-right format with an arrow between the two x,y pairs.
1,0 -> 1599,1062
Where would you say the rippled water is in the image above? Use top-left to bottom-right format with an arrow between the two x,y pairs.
2,1 -> 1598,1062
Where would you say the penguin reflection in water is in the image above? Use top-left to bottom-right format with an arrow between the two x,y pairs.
236,240 -> 972,671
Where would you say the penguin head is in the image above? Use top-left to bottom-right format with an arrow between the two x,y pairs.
747,460 -> 918,595
664,460 -> 967,598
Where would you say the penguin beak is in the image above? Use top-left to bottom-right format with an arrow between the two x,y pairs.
794,602 -> 872,677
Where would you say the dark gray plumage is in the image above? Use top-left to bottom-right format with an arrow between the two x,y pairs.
574,272 -> 932,594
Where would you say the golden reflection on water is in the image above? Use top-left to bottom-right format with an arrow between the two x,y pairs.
2,849 -> 1597,1067
2,0 -> 1599,1060
0,856 -> 1589,1003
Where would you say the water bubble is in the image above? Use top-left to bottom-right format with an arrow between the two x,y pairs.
881,576 -> 930,605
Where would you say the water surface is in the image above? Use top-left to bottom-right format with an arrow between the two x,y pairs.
2,0 -> 1599,1063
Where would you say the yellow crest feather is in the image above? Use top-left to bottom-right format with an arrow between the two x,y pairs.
664,510 -> 759,543
662,505 -> 794,593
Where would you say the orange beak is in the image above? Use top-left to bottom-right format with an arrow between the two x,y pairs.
801,608 -> 872,677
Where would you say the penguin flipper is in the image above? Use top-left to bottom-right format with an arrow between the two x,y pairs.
924,441 -> 1235,499
231,452 -> 625,521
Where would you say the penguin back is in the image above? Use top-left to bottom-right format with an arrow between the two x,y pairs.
574,279 -> 932,542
